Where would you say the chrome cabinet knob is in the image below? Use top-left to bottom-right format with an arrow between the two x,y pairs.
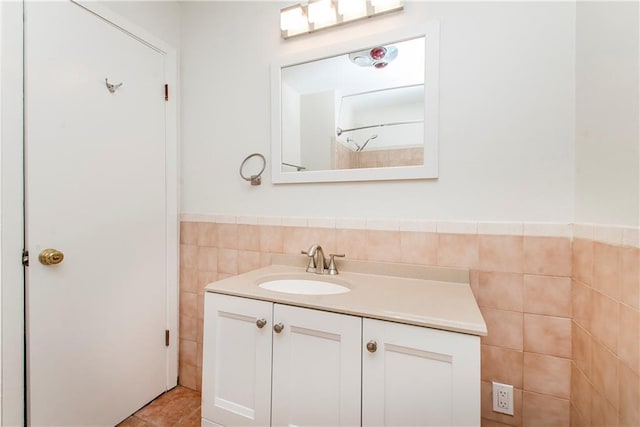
366,340 -> 377,353
256,318 -> 267,328
273,322 -> 284,333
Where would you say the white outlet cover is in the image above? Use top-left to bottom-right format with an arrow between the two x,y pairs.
492,381 -> 514,416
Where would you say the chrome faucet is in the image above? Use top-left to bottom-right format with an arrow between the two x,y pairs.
303,244 -> 327,274
301,244 -> 345,275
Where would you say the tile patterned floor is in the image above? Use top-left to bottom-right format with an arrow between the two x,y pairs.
117,386 -> 201,427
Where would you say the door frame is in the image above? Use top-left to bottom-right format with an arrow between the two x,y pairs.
1,2 -> 179,424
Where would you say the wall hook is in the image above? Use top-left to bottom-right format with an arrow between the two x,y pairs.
105,78 -> 123,94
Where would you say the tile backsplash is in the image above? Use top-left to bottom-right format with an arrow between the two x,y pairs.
179,217 -> 639,426
571,238 -> 639,426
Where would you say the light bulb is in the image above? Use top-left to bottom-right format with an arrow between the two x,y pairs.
352,55 -> 371,66
338,0 -> 366,21
370,0 -> 403,14
308,0 -> 336,26
370,47 -> 387,60
280,5 -> 306,31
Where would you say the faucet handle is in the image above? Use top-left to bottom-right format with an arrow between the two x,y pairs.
328,253 -> 345,275
301,249 -> 317,273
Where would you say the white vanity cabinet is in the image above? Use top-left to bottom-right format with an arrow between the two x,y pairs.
202,292 -> 480,427
202,293 -> 361,427
201,294 -> 273,426
362,318 -> 481,426
271,303 -> 362,427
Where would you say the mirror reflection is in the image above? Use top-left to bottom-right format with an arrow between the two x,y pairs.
280,36 -> 426,173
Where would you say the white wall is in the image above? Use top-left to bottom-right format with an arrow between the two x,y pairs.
181,1 -> 576,222
351,100 -> 424,149
300,90 -> 335,170
281,82 -> 301,168
575,1 -> 640,227
96,1 -> 181,48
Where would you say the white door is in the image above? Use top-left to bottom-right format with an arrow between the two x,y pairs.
25,2 -> 170,425
271,304 -> 361,427
202,293 -> 273,426
362,319 -> 481,426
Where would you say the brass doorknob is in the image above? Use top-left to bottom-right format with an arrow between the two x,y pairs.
366,340 -> 377,353
39,248 -> 64,265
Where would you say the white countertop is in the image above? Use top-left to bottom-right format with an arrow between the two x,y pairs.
204,255 -> 487,336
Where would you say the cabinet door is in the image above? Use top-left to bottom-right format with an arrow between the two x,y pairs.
362,319 -> 480,426
271,305 -> 361,427
201,293 -> 273,426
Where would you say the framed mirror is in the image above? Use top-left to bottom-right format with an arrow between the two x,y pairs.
271,22 -> 439,184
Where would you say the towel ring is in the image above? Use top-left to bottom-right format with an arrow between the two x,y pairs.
239,153 -> 266,186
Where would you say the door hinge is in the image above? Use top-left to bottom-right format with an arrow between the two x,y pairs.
22,250 -> 29,267
165,329 -> 170,346
164,84 -> 168,101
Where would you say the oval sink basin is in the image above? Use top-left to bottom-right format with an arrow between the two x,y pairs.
259,279 -> 350,295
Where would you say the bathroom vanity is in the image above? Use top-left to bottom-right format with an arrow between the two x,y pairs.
201,255 -> 487,427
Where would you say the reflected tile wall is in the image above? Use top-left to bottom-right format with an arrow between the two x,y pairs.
333,144 -> 424,169
179,220 -> 637,426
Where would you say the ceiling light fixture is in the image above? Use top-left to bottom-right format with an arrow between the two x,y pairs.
280,0 -> 404,39
348,45 -> 398,68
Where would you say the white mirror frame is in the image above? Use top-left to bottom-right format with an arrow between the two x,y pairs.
271,21 -> 440,184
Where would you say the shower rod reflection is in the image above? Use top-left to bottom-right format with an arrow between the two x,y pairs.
336,119 -> 423,136
356,135 -> 378,152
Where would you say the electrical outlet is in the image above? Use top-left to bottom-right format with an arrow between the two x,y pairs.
492,381 -> 514,415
